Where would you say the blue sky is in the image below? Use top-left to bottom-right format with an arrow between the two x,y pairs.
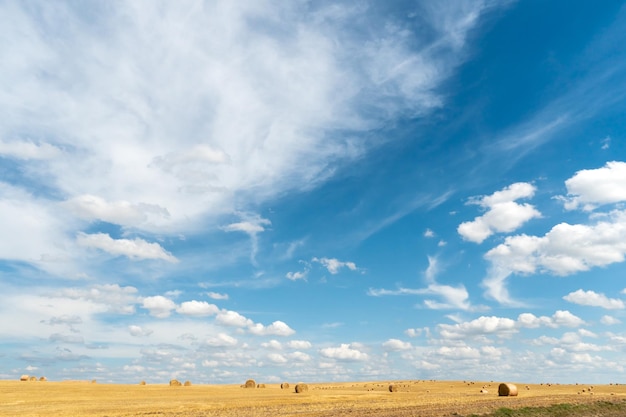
1,0 -> 626,384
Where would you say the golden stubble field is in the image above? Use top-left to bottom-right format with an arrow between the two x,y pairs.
1,379 -> 625,417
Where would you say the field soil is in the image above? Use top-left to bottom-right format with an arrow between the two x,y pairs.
1,379 -> 625,417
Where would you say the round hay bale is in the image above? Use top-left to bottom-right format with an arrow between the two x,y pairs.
91,379 -> 97,384
39,377 -> 47,382
498,383 -> 518,397
20,375 -> 29,381
281,382 -> 290,389
295,383 -> 309,393
389,384 -> 398,392
257,383 -> 266,388
139,380 -> 146,385
184,380 -> 192,386
244,379 -> 256,388
29,376 -> 38,381
169,379 -> 182,386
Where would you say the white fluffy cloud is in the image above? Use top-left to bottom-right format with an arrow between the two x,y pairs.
483,210 -> 626,304
438,316 -> 517,340
128,325 -> 153,337
142,296 -> 176,318
312,257 -> 359,274
319,343 -> 368,361
438,311 -> 585,341
176,300 -> 220,316
561,161 -> 626,210
59,284 -> 139,315
517,310 -> 585,329
563,289 -> 625,310
382,339 -> 412,351
77,232 -> 178,263
204,333 -> 238,347
458,183 -> 541,243
285,270 -> 308,281
601,315 -> 621,325
287,340 -> 312,350
248,321 -> 295,337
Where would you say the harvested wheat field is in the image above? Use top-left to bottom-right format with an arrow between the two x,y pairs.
1,379 -> 626,417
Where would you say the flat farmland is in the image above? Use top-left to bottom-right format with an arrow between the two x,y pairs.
2,380 -> 626,417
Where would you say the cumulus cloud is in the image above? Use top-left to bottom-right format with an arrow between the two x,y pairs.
560,161 -> 626,211
435,345 -> 480,359
483,210 -> 626,304
437,311 -> 585,342
601,315 -> 621,325
176,300 -> 220,316
517,310 -> 585,329
76,232 -> 178,263
214,310 -> 295,336
128,325 -> 153,337
458,183 -> 541,243
312,257 -> 359,274
438,316 -> 517,340
382,339 -> 412,351
287,340 -> 312,350
58,284 -> 139,314
142,296 -> 176,318
204,333 -> 238,347
563,289 -> 625,310
261,340 -> 282,350
248,321 -> 295,337
267,353 -> 288,364
289,351 -> 312,362
319,343 -> 368,361
215,310 -> 253,328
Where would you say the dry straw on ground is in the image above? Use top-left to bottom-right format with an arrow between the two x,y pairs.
498,383 -> 518,396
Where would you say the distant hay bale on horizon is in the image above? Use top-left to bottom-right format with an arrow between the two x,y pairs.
389,384 -> 398,392
29,376 -> 38,381
295,383 -> 309,393
244,379 -> 256,388
498,383 -> 518,397
139,380 -> 146,385
281,382 -> 290,389
39,376 -> 47,382
184,380 -> 192,386
91,379 -> 97,384
257,383 -> 266,388
170,379 -> 182,386
20,375 -> 29,381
